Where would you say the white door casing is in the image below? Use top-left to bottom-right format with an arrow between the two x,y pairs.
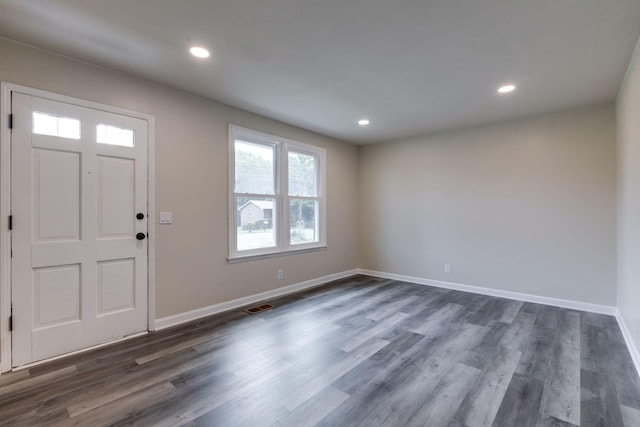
10,92 -> 149,367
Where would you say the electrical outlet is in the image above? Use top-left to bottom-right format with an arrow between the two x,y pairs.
277,269 -> 283,280
444,264 -> 451,274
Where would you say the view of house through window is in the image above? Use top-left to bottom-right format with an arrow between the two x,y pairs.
230,126 -> 326,258
237,197 -> 276,251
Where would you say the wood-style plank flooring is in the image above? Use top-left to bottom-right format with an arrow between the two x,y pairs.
1,275 -> 639,426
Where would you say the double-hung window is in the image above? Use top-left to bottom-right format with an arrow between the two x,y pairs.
229,125 -> 326,260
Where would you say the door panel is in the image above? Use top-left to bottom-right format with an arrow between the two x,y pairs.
33,264 -> 81,329
33,148 -> 81,242
97,156 -> 135,238
97,258 -> 135,316
11,92 -> 148,367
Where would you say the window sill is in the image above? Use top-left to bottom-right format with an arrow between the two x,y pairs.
227,245 -> 327,264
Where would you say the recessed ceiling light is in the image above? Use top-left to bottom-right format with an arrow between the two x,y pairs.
190,46 -> 210,58
497,84 -> 516,94
358,119 -> 370,126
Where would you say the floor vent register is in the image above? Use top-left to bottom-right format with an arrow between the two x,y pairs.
244,304 -> 274,315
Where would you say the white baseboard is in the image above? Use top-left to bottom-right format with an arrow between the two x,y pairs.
357,269 -> 617,316
615,310 -> 640,379
154,269 -> 359,330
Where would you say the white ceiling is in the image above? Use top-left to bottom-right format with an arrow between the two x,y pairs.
1,0 -> 639,144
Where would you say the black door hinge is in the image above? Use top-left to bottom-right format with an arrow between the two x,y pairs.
8,215 -> 12,231
8,114 -> 13,129
9,315 -> 12,332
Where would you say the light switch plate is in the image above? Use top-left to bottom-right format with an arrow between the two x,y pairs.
159,212 -> 172,224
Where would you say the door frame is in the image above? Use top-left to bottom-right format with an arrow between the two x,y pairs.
0,83 -> 157,373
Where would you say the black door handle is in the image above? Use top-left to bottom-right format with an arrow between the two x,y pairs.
136,233 -> 146,240
136,213 -> 145,220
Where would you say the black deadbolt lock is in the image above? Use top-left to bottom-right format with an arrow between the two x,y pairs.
136,233 -> 146,240
136,213 -> 145,220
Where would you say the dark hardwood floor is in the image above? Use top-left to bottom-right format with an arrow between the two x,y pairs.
1,275 -> 639,426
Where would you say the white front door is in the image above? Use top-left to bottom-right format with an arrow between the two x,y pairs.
11,92 -> 148,367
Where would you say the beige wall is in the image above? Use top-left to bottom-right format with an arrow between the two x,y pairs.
617,35 -> 640,356
0,38 -> 359,322
358,105 -> 617,305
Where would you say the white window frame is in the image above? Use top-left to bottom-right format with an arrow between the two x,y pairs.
228,124 -> 326,262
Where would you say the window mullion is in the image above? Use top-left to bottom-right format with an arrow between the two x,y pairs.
286,195 -> 319,201
235,192 -> 276,198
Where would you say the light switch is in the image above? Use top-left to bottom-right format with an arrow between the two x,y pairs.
159,212 -> 172,224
